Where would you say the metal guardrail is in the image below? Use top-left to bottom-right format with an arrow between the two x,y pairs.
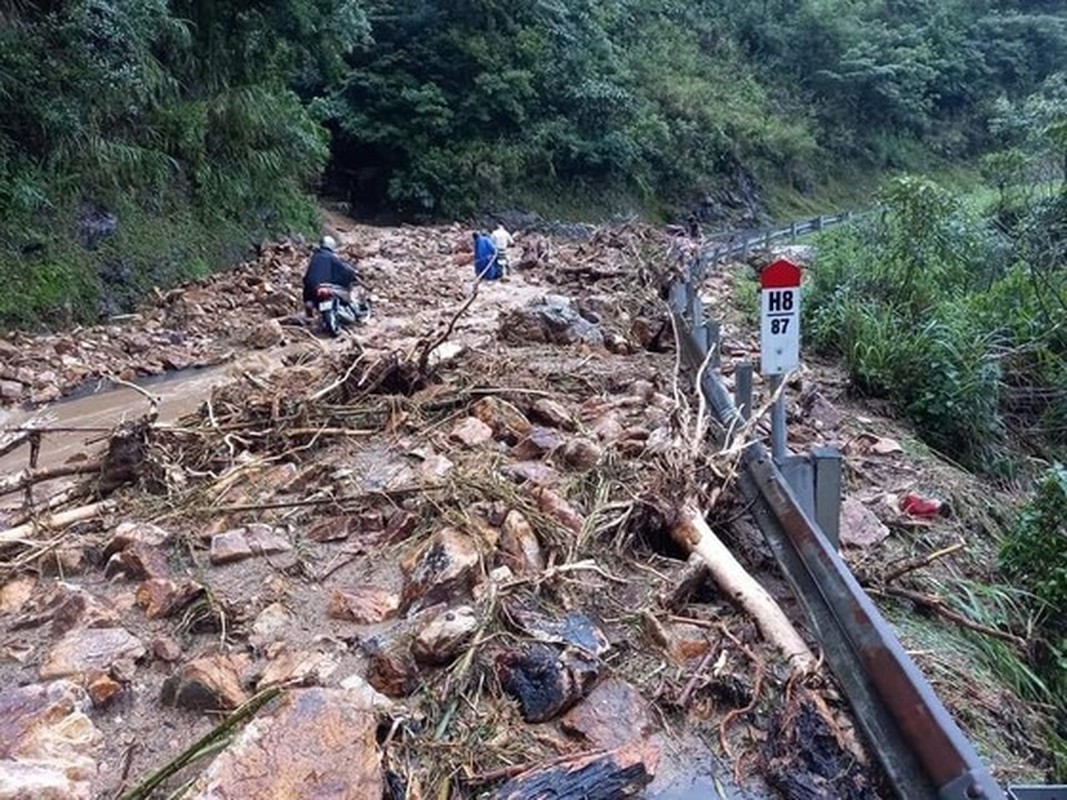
667,229 -> 1007,800
697,211 -> 858,265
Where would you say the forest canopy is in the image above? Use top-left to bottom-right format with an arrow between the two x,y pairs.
1,0 -> 1066,325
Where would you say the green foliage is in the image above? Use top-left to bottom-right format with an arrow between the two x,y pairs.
0,0 -> 364,327
1002,464 -> 1067,623
805,175 -> 1067,470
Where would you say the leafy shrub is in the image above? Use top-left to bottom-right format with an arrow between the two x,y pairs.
1002,464 -> 1067,623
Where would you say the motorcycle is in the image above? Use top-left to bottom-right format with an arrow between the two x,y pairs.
313,283 -> 371,337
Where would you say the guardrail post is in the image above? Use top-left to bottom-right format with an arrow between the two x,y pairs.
741,239 -> 749,260
813,447 -> 843,549
668,283 -> 687,315
769,374 -> 787,462
705,322 -> 721,369
814,216 -> 824,231
764,231 -> 772,250
734,362 -> 754,420
790,221 -> 798,243
688,290 -> 703,328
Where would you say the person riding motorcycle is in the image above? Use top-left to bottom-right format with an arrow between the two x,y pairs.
302,235 -> 362,324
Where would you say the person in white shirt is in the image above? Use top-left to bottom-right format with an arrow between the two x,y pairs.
491,225 -> 514,275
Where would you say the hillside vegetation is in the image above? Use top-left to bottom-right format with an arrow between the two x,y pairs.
2,0 -> 1067,326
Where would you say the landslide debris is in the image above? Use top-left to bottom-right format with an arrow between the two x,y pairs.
8,217 -> 1037,799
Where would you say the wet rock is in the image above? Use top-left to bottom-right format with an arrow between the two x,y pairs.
531,487 -> 585,534
104,520 -> 172,556
604,331 -> 632,354
10,583 -> 117,637
209,530 -> 252,565
242,319 -> 284,349
450,416 -> 494,448
105,541 -> 170,580
382,508 -> 419,544
244,524 -> 293,555
591,412 -> 625,441
511,426 -> 564,460
328,588 -> 400,625
496,644 -> 600,722
472,397 -> 532,443
151,637 -> 182,663
506,607 -> 610,656
0,380 -> 23,401
0,575 -> 35,615
259,643 -> 340,689
561,679 -> 655,749
413,606 -> 478,665
161,654 -> 250,712
529,398 -> 576,431
560,437 -> 602,470
839,498 -> 890,548
418,453 -> 454,482
86,672 -> 123,708
250,602 -> 293,648
364,635 -> 419,698
210,525 -> 291,565
187,688 -> 383,800
40,627 -> 145,682
135,578 -> 204,619
499,296 -> 604,347
401,528 -> 481,609
305,516 -> 353,543
501,460 -> 559,487
500,511 -> 544,575
0,680 -> 100,799
630,380 -> 655,402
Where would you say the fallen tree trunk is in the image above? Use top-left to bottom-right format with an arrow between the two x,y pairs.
0,501 -> 114,546
490,740 -> 658,799
670,502 -> 816,674
0,461 -> 102,497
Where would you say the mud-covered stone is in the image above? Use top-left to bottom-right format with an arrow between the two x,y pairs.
401,527 -> 481,609
450,416 -> 494,448
151,637 -> 182,662
209,530 -> 253,565
511,426 -> 564,460
472,397 -> 532,443
0,680 -> 100,800
104,520 -> 172,557
493,740 -> 659,799
242,319 -> 284,350
529,398 -> 576,431
496,644 -> 600,723
365,636 -> 419,698
505,607 -> 610,656
328,588 -> 400,625
187,688 -> 383,800
498,297 -> 604,347
135,578 -> 204,619
501,461 -> 559,487
39,627 -> 145,682
161,654 -> 250,712
561,679 -> 654,748
259,644 -> 340,689
839,497 -> 890,548
530,487 -> 585,534
105,541 -> 170,580
560,437 -> 602,470
37,584 -> 120,637
413,606 -> 478,665
500,511 -> 544,575
250,602 -> 293,648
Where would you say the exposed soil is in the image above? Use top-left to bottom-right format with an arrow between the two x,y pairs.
0,215 -> 1055,799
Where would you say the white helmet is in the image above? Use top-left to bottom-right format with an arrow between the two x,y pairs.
321,235 -> 337,251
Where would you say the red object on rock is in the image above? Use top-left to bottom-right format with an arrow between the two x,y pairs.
899,493 -> 944,518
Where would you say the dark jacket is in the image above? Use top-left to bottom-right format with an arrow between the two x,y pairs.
303,247 -> 357,302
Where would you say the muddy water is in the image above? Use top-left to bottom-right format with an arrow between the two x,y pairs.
0,364 -> 233,492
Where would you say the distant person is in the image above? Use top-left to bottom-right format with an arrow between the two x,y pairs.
686,214 -> 700,240
491,224 -> 515,274
302,235 -> 359,318
472,231 -> 502,280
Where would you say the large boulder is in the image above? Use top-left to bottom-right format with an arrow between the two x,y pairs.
498,296 -> 603,347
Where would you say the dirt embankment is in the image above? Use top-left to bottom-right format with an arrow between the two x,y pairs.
0,218 -> 1051,799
